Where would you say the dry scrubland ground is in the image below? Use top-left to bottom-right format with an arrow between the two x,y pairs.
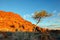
0,31 -> 60,40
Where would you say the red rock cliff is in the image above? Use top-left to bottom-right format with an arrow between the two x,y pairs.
0,11 -> 36,32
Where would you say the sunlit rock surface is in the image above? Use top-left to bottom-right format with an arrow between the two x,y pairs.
0,11 -> 40,32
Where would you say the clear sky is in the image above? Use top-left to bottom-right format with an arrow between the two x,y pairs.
0,0 -> 60,29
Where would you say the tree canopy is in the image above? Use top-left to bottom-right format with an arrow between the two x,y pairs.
32,10 -> 52,25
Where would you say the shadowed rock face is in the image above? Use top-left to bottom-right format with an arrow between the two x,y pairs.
0,11 -> 43,32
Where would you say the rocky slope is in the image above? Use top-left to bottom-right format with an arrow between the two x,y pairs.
0,11 -> 43,32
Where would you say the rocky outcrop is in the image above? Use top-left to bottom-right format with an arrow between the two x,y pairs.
0,11 -> 42,32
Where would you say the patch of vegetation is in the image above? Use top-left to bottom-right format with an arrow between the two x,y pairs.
0,30 -> 60,40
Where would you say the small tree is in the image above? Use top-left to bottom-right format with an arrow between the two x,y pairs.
32,10 -> 52,25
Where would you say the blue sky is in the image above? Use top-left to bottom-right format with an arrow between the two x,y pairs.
0,0 -> 60,29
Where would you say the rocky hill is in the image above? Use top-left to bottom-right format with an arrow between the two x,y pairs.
0,11 -> 44,32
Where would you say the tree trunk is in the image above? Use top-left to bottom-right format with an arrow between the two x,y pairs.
36,17 -> 41,25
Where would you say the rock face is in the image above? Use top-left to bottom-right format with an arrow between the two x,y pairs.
0,11 -> 41,32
